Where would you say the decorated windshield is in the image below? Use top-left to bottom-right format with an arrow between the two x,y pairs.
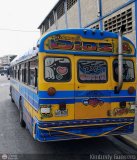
45,57 -> 71,82
113,60 -> 135,82
78,60 -> 107,83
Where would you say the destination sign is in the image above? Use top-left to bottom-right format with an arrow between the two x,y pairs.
44,34 -> 133,54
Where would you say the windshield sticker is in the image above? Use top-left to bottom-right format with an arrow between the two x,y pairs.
78,60 -> 107,83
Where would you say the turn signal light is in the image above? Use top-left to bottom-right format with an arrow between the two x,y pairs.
59,103 -> 66,111
120,101 -> 126,108
48,87 -> 56,96
128,86 -> 135,94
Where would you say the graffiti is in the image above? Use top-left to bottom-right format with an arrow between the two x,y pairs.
123,42 -> 132,53
48,39 -> 113,52
99,43 -> 113,52
108,106 -> 135,116
78,60 -> 107,82
56,66 -> 68,75
45,58 -> 71,81
83,98 -> 104,107
45,34 -> 133,54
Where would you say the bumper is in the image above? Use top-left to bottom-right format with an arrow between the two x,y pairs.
33,118 -> 134,142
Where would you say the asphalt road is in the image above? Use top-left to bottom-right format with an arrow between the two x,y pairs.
0,75 -> 136,160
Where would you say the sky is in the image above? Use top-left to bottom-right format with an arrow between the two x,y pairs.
0,0 -> 58,57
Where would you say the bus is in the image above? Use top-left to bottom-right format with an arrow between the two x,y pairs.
10,28 -> 136,142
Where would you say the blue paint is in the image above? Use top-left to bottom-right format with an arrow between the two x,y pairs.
39,29 -> 135,56
77,0 -> 82,28
39,90 -> 136,98
99,0 -> 103,30
34,117 -> 134,142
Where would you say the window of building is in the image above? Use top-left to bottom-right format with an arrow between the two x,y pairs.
49,13 -> 54,26
78,60 -> 108,83
91,24 -> 99,29
67,0 -> 77,10
104,8 -> 132,34
44,20 -> 49,32
56,1 -> 65,19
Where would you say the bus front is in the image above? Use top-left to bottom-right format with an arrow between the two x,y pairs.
34,29 -> 136,142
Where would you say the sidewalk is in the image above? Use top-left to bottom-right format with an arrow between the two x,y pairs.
120,107 -> 137,149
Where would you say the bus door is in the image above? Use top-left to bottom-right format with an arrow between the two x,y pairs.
74,56 -> 112,120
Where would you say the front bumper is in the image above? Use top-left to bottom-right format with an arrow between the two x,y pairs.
33,117 -> 134,142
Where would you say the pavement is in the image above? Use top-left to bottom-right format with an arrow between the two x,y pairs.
0,75 -> 137,159
119,106 -> 137,150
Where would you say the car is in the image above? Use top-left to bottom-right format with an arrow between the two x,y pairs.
1,73 -> 4,76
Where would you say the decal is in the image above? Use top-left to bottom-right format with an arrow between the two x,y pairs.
49,39 -> 112,52
108,106 -> 135,116
45,34 -> 134,54
56,66 -> 68,75
122,42 -> 132,53
45,57 -> 71,82
98,43 -> 113,52
83,98 -> 104,107
78,60 -> 107,82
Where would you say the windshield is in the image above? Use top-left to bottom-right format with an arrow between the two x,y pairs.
113,60 -> 135,82
44,57 -> 71,82
78,59 -> 108,83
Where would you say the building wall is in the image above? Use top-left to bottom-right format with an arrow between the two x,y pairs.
102,0 -> 129,15
67,2 -> 79,28
81,0 -> 98,27
39,0 -> 136,46
103,3 -> 135,44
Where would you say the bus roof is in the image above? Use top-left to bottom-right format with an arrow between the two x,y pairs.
11,28 -> 135,66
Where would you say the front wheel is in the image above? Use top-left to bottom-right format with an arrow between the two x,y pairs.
19,99 -> 26,128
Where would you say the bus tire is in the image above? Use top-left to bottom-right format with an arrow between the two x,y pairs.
19,99 -> 26,128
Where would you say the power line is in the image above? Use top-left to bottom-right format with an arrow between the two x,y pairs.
0,28 -> 39,33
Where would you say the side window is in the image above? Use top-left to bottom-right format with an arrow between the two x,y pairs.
113,60 -> 135,82
20,64 -> 25,82
25,62 -> 29,84
18,65 -> 21,81
29,59 -> 38,87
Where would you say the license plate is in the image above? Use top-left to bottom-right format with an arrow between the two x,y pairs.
55,110 -> 68,117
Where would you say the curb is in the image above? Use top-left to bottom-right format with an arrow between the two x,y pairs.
116,135 -> 137,150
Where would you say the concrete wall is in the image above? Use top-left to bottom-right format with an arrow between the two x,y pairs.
67,2 -> 79,28
39,0 -> 136,46
103,3 -> 135,45
81,0 -> 98,27
102,0 -> 129,15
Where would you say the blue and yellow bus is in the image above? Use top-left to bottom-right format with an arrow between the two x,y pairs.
10,28 -> 136,142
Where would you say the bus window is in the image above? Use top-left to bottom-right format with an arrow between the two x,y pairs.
20,64 -> 25,82
29,60 -> 38,87
44,57 -> 71,82
25,62 -> 29,84
78,59 -> 108,83
113,60 -> 135,82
